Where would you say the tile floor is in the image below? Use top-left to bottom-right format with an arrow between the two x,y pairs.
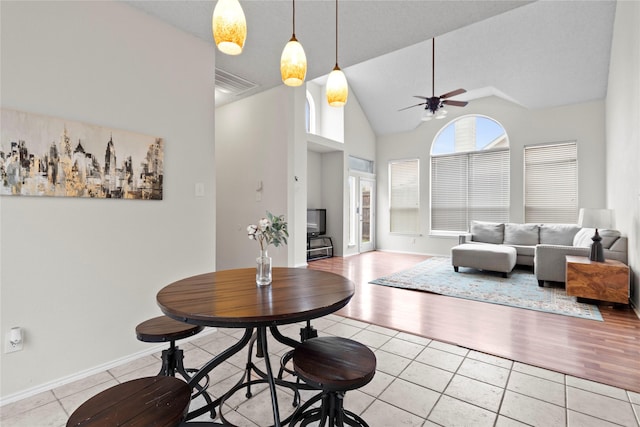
2,314 -> 640,427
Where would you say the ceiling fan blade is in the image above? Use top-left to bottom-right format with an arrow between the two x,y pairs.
413,95 -> 429,100
440,88 -> 467,99
398,102 -> 427,112
442,99 -> 468,107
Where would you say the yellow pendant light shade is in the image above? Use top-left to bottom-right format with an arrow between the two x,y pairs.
212,0 -> 247,56
326,65 -> 348,107
327,0 -> 347,107
281,37 -> 307,86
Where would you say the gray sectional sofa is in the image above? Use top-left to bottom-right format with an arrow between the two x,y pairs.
454,221 -> 628,286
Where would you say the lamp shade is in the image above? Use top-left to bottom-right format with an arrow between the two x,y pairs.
212,0 -> 247,56
326,65 -> 348,107
578,208 -> 613,229
280,36 -> 307,87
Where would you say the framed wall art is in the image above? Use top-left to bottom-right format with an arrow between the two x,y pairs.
0,108 -> 163,200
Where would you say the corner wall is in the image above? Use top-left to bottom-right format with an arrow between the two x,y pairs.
0,1 -> 216,399
606,1 -> 640,309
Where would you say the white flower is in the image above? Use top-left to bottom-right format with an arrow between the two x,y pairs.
258,218 -> 271,231
247,224 -> 258,239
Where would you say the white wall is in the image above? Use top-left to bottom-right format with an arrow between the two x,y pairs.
376,97 -> 607,255
606,1 -> 640,309
0,1 -> 216,400
215,85 -> 306,269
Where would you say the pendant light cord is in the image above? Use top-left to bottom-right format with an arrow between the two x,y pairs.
292,0 -> 296,37
335,0 -> 339,67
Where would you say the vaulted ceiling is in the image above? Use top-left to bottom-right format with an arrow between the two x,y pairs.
124,0 -> 616,136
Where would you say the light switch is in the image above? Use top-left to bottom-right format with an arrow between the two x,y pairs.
195,183 -> 205,197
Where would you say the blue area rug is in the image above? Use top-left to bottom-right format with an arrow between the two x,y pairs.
370,257 -> 603,321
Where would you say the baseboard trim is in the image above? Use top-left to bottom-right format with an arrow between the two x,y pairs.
0,327 -> 217,407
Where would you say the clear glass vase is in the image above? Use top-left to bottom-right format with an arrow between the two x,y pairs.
256,249 -> 272,287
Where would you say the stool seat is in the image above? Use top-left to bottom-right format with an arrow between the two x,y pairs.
135,315 -> 214,419
67,376 -> 190,427
136,316 -> 203,343
293,336 -> 376,392
291,336 -> 376,427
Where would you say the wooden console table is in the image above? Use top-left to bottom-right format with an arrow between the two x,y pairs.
565,255 -> 629,304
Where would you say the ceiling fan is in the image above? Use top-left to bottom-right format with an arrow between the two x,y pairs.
399,38 -> 468,120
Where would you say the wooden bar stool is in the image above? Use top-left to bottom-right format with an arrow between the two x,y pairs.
289,336 -> 377,427
67,376 -> 190,426
136,316 -> 214,416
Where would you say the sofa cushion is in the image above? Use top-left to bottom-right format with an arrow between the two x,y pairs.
504,223 -> 539,246
573,228 -> 621,249
470,221 -> 504,244
539,224 -> 581,245
504,244 -> 536,257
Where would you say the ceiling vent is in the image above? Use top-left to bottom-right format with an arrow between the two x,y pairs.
215,68 -> 257,95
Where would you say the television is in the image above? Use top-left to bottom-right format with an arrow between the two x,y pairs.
307,209 -> 326,237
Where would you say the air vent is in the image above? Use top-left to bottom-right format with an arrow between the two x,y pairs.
215,68 -> 257,95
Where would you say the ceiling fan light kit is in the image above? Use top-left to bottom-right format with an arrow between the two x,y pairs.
401,38 -> 468,118
281,0 -> 307,87
212,0 -> 247,56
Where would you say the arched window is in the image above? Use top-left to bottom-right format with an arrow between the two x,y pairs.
305,90 -> 316,134
430,115 -> 510,233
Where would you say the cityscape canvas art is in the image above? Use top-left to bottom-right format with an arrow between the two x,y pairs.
0,108 -> 163,199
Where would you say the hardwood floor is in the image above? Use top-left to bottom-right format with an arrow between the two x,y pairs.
306,251 -> 640,393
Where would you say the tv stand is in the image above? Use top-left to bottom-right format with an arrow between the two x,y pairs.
307,236 -> 333,261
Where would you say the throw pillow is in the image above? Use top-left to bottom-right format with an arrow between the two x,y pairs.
470,221 -> 504,244
504,223 -> 539,246
573,228 -> 621,249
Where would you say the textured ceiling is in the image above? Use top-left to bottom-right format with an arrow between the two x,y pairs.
123,0 -> 616,135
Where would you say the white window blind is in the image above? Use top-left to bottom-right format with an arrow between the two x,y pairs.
524,142 -> 578,223
389,159 -> 420,233
431,149 -> 510,232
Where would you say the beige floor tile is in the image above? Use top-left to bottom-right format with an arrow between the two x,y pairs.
378,378 -> 439,418
567,409 -> 625,427
359,370 -> 395,398
394,331 -> 432,346
445,374 -> 504,412
428,395 -> 497,427
1,390 -> 57,420
500,390 -> 566,427
507,370 -> 565,406
51,371 -> 114,400
427,340 -> 469,356
0,400 -> 68,427
415,346 -> 464,372
343,389 -> 376,416
467,350 -> 513,369
322,322 -> 361,338
567,375 -> 630,401
567,386 -> 638,426
360,399 -> 425,426
364,324 -> 399,337
629,391 -> 640,405
339,317 -> 371,329
115,362 -> 164,382
633,404 -> 640,425
457,358 -> 510,388
512,361 -> 565,384
398,360 -> 454,393
372,349 -> 412,376
350,329 -> 393,349
379,337 -> 425,359
495,415 -> 530,426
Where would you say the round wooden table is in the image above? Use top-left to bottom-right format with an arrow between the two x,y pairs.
156,267 -> 355,426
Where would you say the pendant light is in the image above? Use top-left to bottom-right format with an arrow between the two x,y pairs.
281,0 -> 307,86
326,0 -> 348,107
212,0 -> 247,56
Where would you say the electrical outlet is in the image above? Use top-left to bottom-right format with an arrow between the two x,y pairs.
4,332 -> 23,353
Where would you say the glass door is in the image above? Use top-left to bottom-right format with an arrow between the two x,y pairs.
358,178 -> 375,253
